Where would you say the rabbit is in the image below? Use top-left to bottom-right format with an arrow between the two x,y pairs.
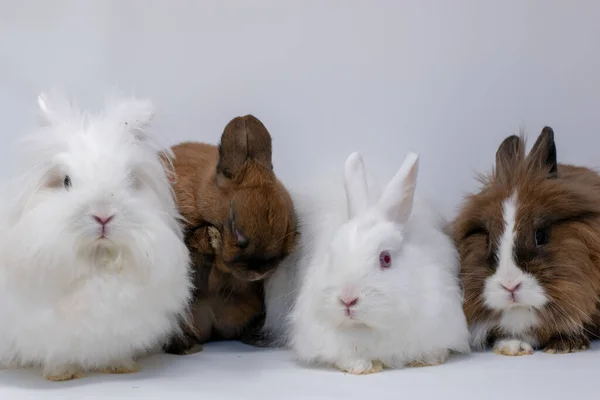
452,126 -> 600,356
265,151 -> 470,374
0,92 -> 193,381
163,114 -> 298,355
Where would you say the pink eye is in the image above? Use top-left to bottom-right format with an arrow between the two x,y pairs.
379,250 -> 392,269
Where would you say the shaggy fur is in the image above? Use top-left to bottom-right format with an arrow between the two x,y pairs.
453,127 -> 600,356
0,92 -> 193,381
265,152 -> 469,374
164,115 -> 298,354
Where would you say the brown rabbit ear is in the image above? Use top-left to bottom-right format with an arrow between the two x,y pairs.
494,135 -> 525,183
526,126 -> 558,178
217,115 -> 273,179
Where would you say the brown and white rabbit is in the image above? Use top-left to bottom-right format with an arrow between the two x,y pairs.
164,115 -> 298,354
453,126 -> 600,356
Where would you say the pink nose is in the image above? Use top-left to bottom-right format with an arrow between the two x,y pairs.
340,297 -> 359,308
93,215 -> 114,226
501,283 -> 522,293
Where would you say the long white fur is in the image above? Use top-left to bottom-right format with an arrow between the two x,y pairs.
0,92 -> 192,379
264,152 -> 469,372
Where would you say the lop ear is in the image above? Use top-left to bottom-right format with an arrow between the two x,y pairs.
108,97 -> 155,141
344,152 -> 370,219
527,126 -> 557,178
377,152 -> 419,224
217,115 -> 273,180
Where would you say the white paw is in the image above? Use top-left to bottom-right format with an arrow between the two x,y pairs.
335,359 -> 384,375
407,349 -> 449,367
43,364 -> 84,381
99,359 -> 140,374
493,339 -> 534,356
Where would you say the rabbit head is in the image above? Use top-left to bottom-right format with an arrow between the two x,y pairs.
6,92 -> 182,274
213,115 -> 297,282
453,127 -> 600,348
313,151 -> 420,330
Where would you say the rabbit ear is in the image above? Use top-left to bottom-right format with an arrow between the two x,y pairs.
37,91 -> 74,125
377,152 -> 419,224
344,152 -> 370,219
527,126 -> 558,178
107,97 -> 155,142
37,93 -> 51,118
495,134 -> 525,183
217,115 -> 273,180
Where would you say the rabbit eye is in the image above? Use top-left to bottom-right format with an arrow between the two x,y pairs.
379,250 -> 392,269
63,175 -> 72,190
534,228 -> 549,247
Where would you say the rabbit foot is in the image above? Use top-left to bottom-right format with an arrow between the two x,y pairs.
336,359 -> 384,375
179,343 -> 204,355
407,350 -> 449,367
544,333 -> 589,354
43,365 -> 84,381
207,226 -> 222,251
163,332 -> 204,355
492,339 -> 534,356
99,360 -> 140,374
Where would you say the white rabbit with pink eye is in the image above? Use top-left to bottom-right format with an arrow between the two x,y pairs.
0,92 -> 192,381
265,151 -> 470,374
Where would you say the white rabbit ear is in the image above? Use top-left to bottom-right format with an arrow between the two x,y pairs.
108,97 -> 155,141
344,152 -> 370,219
37,91 -> 73,124
37,93 -> 51,118
377,152 -> 419,224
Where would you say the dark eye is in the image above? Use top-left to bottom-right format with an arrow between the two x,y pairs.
379,250 -> 392,269
535,228 -> 549,247
465,226 -> 489,247
63,175 -> 71,189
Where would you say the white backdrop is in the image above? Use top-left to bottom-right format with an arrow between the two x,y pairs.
1,0 -> 598,218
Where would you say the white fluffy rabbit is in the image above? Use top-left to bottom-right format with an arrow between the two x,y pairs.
264,151 -> 469,374
0,93 -> 192,381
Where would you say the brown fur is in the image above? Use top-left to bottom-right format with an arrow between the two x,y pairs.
164,115 -> 298,354
452,127 -> 600,353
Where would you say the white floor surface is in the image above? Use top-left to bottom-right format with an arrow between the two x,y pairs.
0,341 -> 597,399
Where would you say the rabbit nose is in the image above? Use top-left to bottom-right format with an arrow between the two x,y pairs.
339,297 -> 359,308
501,283 -> 522,294
93,215 -> 114,226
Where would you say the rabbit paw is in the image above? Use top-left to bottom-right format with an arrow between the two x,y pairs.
407,350 -> 449,367
179,343 -> 204,355
163,332 -> 204,356
43,365 -> 84,381
544,333 -> 589,354
493,339 -> 534,356
336,359 -> 384,375
99,360 -> 140,374
207,226 -> 222,251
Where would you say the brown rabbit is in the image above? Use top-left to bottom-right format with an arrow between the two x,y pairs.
164,115 -> 298,354
452,127 -> 600,356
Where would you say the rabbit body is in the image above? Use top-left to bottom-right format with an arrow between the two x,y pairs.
0,93 -> 192,380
